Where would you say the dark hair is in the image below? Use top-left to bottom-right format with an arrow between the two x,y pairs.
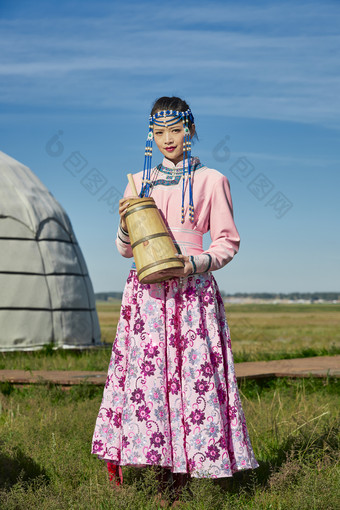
150,96 -> 198,140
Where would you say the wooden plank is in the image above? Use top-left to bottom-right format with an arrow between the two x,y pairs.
0,356 -> 339,386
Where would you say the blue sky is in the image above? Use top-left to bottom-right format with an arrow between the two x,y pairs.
1,0 -> 339,293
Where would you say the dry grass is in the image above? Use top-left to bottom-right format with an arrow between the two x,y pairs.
1,303 -> 338,371
96,300 -> 121,344
225,303 -> 340,361
99,302 -> 340,358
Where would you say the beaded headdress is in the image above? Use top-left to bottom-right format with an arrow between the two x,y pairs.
140,108 -> 195,223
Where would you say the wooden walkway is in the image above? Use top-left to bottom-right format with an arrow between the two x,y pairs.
0,356 -> 339,386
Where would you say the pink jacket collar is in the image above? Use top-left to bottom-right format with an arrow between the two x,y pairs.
161,156 -> 201,170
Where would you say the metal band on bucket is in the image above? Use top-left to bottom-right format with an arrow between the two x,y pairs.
125,204 -> 157,218
137,257 -> 183,278
131,232 -> 171,250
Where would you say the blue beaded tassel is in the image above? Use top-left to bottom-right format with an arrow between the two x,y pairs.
181,115 -> 194,223
140,122 -> 153,197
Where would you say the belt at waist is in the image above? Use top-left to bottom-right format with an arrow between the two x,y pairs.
169,227 -> 203,256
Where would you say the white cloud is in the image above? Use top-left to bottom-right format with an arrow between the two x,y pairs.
0,1 -> 339,128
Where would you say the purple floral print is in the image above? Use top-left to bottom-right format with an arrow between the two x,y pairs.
130,388 -> 145,404
189,409 -> 205,425
200,361 -> 214,379
141,361 -> 156,377
150,432 -> 166,448
144,342 -> 160,358
194,379 -> 210,396
146,450 -> 162,464
205,444 -> 220,462
92,271 -> 258,478
136,405 -> 151,422
169,377 -> 181,395
92,440 -> 103,453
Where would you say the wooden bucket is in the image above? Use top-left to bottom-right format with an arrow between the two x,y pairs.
125,197 -> 184,283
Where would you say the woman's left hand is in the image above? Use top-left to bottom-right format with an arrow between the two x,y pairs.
172,254 -> 193,278
159,255 -> 193,279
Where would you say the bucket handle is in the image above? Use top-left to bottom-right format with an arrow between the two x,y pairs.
127,173 -> 138,197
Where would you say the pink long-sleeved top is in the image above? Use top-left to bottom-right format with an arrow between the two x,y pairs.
116,157 -> 240,274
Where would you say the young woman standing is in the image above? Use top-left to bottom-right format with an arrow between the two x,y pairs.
92,96 -> 258,491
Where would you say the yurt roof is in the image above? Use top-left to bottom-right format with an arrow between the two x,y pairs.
0,151 -> 74,240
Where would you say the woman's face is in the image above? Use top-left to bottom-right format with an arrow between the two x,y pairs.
153,115 -> 195,165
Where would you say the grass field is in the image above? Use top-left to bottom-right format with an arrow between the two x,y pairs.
0,303 -> 339,509
1,303 -> 339,372
0,377 -> 338,509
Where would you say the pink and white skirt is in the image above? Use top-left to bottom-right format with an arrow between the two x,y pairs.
91,270 -> 258,478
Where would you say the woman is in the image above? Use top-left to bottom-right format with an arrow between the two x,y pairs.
92,96 -> 258,488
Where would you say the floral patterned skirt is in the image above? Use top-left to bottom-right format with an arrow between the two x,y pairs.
91,270 -> 258,478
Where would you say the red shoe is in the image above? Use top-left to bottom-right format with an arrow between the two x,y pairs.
106,462 -> 123,487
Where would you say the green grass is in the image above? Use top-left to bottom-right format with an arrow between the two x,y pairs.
0,344 -> 113,372
1,303 -> 339,371
0,377 -> 339,509
0,303 -> 339,508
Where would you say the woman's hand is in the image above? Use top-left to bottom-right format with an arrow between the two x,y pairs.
118,196 -> 136,232
163,254 -> 193,279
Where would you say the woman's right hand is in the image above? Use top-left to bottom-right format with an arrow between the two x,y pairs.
119,196 -> 136,231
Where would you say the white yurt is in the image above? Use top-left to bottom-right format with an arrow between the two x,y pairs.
0,150 -> 101,351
